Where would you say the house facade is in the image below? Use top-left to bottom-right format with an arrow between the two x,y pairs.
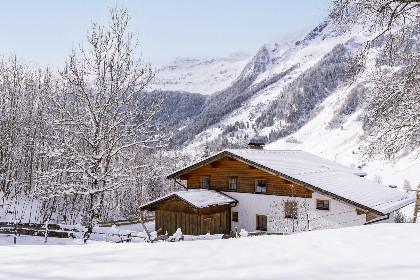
141,147 -> 415,235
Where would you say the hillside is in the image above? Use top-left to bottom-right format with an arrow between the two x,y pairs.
266,82 -> 420,188
151,17 -> 419,191
169,18 -> 366,148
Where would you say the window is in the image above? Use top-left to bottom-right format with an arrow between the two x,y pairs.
255,179 -> 267,193
200,176 -> 210,189
232,211 -> 239,222
316,199 -> 330,210
256,215 -> 267,231
285,202 -> 298,219
228,177 -> 237,191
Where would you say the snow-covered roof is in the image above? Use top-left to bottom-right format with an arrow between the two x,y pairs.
140,189 -> 237,210
228,149 -> 368,176
167,149 -> 415,215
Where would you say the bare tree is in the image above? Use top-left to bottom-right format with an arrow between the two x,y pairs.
36,7 -> 165,237
331,0 -> 419,160
403,179 -> 412,193
0,55 -> 54,222
0,55 -> 29,198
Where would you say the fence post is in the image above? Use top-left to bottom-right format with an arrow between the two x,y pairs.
14,221 -> 17,244
44,221 -> 49,244
84,229 -> 90,244
413,184 -> 420,223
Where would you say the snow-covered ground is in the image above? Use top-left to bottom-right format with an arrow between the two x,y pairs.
1,223 -> 419,280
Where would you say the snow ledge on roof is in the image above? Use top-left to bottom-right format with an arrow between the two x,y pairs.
141,189 -> 237,210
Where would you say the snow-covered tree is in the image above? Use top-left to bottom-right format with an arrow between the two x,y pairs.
331,0 -> 420,160
268,198 -> 310,234
403,179 -> 412,193
35,7 -> 165,235
0,54 -> 55,222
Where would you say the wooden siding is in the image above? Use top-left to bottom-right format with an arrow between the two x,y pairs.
183,156 -> 313,198
155,200 -> 230,235
156,200 -> 196,214
356,209 -> 378,222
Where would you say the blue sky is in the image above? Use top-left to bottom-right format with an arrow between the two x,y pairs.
0,0 -> 330,67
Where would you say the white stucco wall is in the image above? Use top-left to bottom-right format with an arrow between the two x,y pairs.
224,191 -> 369,234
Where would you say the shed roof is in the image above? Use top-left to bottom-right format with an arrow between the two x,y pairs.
167,149 -> 415,215
140,189 -> 237,211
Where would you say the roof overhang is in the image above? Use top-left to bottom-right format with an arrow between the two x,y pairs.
167,151 -> 232,180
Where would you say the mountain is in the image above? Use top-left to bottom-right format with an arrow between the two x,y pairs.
151,17 -> 419,192
169,18 -> 365,147
148,52 -> 251,96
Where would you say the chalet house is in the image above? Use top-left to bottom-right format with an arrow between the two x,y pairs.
141,146 -> 415,235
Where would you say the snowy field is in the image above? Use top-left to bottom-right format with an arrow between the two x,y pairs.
1,223 -> 419,280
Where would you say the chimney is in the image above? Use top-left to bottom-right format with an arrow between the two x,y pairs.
248,142 -> 265,150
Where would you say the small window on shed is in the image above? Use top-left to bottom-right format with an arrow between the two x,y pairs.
228,177 -> 237,191
256,215 -> 267,231
316,199 -> 330,210
285,202 -> 298,219
200,176 -> 210,189
232,211 -> 239,222
255,179 -> 267,193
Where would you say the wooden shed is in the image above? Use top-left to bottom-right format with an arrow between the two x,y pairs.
140,190 -> 237,236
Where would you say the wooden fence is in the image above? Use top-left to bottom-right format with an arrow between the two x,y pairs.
0,221 -> 77,240
82,215 -> 155,227
0,217 -> 279,244
0,215 -> 156,243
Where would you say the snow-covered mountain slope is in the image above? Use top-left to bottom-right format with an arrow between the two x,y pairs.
148,52 -> 251,95
177,18 -> 366,147
249,23 -> 356,84
265,82 -> 419,189
165,17 -> 419,193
